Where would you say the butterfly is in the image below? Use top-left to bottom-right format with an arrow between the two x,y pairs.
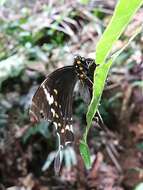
29,55 -> 97,172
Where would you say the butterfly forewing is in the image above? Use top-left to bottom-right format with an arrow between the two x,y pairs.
30,66 -> 77,146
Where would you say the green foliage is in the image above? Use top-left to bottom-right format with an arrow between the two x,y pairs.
0,55 -> 26,88
86,59 -> 112,131
136,142 -> 143,150
0,0 -> 6,5
92,8 -> 106,20
23,121 -> 50,143
96,0 -> 143,65
79,0 -> 89,5
0,4 -> 84,86
132,81 -> 143,87
0,110 -> 8,127
79,140 -> 91,169
87,0 -> 143,129
134,183 -> 143,190
80,0 -> 143,168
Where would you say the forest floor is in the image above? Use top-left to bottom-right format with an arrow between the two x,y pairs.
0,1 -> 143,189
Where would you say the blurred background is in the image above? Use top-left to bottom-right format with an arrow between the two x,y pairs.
0,0 -> 143,189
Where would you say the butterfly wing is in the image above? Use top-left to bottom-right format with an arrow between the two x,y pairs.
29,66 -> 77,146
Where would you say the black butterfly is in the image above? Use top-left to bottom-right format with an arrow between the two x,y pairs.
29,55 -> 97,172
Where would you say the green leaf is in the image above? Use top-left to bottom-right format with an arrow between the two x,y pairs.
81,0 -> 143,165
86,59 -> 112,132
96,0 -> 143,65
85,26 -> 141,135
86,0 -> 143,138
23,121 -> 50,143
79,140 -> 91,169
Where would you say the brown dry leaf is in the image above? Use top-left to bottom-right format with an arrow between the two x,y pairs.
27,62 -> 47,76
60,167 -> 77,184
88,152 -> 103,180
120,148 -> 143,188
97,164 -> 122,190
19,174 -> 35,190
129,123 -> 143,142
14,125 -> 29,139
87,152 -> 123,190
123,169 -> 142,188
39,187 -> 49,190
125,9 -> 143,37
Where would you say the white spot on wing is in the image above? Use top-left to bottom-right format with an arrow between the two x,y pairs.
56,132 -> 61,147
55,113 -> 59,118
42,84 -> 54,105
54,101 -> 58,107
51,108 -> 55,117
58,123 -> 61,127
65,125 -> 70,130
70,125 -> 73,132
53,122 -> 58,130
53,89 -> 58,95
65,124 -> 73,132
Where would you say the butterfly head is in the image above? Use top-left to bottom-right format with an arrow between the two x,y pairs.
74,54 -> 85,62
74,55 -> 89,80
